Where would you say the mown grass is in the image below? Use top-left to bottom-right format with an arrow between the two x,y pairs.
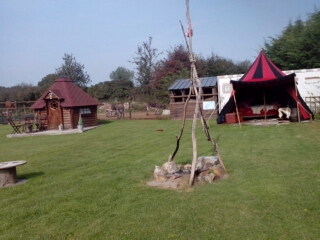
0,119 -> 319,239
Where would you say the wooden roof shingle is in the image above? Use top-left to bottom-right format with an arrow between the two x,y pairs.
31,77 -> 101,109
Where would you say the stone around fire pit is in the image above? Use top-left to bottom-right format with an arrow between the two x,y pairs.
149,156 -> 226,189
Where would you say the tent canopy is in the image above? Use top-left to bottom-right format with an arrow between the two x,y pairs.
238,51 -> 286,82
217,51 -> 313,123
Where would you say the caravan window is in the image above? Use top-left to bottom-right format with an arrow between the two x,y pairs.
222,83 -> 231,93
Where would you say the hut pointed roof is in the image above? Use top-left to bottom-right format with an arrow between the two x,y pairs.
31,77 -> 100,109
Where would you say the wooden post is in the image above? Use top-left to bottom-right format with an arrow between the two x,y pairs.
232,89 -> 241,128
128,97 -> 132,119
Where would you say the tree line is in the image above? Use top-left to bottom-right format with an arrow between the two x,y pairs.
1,8 -> 319,104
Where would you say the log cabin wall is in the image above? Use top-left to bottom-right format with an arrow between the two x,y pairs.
35,108 -> 47,117
169,99 -> 219,120
62,108 -> 72,129
72,106 -> 98,128
35,106 -> 98,130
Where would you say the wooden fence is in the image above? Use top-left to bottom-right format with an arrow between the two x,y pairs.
0,101 -> 35,124
305,96 -> 320,114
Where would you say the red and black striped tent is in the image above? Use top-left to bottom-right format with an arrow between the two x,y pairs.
217,51 -> 313,123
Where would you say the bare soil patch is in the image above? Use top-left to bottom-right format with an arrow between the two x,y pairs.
98,111 -> 170,120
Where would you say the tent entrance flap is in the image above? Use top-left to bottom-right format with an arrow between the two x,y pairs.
285,86 -> 311,119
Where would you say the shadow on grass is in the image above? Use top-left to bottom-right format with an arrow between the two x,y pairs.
97,119 -> 113,125
19,171 -> 44,179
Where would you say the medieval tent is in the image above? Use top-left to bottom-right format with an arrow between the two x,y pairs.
217,51 -> 313,124
31,77 -> 101,130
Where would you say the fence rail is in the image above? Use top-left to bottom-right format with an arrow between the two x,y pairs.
305,96 -> 320,114
0,101 -> 35,124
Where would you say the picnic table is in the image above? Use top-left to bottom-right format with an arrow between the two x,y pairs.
0,160 -> 27,187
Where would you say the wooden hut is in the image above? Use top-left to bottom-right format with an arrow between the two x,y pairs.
31,77 -> 101,130
168,77 -> 218,120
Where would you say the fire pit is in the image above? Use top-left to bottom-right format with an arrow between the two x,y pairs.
147,156 -> 227,189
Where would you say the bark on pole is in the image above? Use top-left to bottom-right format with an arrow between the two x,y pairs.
189,64 -> 201,186
169,85 -> 192,162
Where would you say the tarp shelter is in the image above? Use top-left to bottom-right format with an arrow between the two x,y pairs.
217,51 -> 313,124
31,77 -> 101,130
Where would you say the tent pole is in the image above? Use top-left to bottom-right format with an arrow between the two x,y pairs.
263,91 -> 266,120
294,77 -> 301,123
232,88 -> 241,128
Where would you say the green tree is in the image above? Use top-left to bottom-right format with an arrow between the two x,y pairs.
109,67 -> 134,82
107,79 -> 134,101
37,73 -> 58,94
55,53 -> 91,88
38,73 -> 58,87
300,9 -> 320,68
202,53 -> 250,76
264,8 -> 320,69
88,79 -> 133,102
129,37 -> 162,87
87,82 -> 108,101
152,44 -> 190,103
155,68 -> 190,104
150,44 -> 250,104
0,83 -> 41,102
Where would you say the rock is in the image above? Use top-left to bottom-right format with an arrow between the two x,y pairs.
162,161 -> 180,174
154,165 -> 167,174
184,164 -> 192,170
210,165 -> 225,177
155,175 -> 167,182
196,156 -> 219,170
209,173 -> 216,182
154,166 -> 167,182
212,169 -> 221,177
195,157 -> 205,170
182,169 -> 191,174
199,171 -> 209,176
202,156 -> 219,165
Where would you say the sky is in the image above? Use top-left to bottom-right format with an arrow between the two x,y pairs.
0,0 -> 319,88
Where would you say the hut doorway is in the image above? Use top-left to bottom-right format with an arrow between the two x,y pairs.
46,99 -> 62,129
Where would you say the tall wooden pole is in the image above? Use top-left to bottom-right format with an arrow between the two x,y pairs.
172,0 -> 226,186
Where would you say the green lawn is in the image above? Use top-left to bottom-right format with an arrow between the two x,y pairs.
0,119 -> 319,239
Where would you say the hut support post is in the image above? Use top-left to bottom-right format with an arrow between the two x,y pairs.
263,91 -> 267,120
